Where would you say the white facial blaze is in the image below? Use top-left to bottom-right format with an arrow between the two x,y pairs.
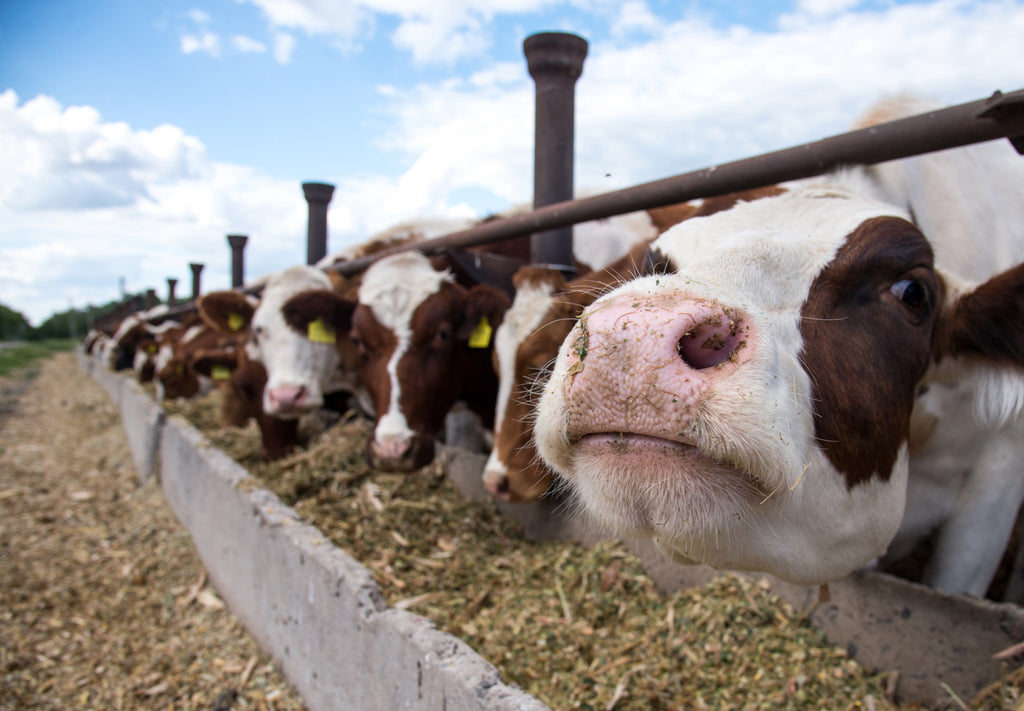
490,278 -> 558,453
358,252 -> 451,444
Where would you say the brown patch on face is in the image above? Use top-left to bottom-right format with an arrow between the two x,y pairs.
395,282 -> 467,436
799,216 -> 939,487
351,304 -> 398,422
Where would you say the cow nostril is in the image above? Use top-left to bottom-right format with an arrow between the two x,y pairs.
677,316 -> 742,370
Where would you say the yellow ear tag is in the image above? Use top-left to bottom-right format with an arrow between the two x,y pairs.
307,317 -> 336,344
227,312 -> 245,332
146,343 -> 158,354
468,317 -> 492,349
211,365 -> 232,381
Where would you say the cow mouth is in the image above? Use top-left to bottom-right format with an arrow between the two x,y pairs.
577,432 -> 698,454
570,431 -> 769,534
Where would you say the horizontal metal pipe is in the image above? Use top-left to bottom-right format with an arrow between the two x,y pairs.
331,88 -> 1024,276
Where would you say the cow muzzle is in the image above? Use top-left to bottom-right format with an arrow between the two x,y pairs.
368,433 -> 435,472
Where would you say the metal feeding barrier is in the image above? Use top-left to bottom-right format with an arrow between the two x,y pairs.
329,85 -> 1024,276
109,30 -> 1024,320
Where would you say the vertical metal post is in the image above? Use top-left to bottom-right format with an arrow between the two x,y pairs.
166,278 -> 178,307
189,263 -> 204,300
227,234 -> 248,288
145,289 -> 157,310
523,31 -> 588,274
303,182 -> 335,266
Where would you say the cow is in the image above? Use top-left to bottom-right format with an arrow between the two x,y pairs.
483,247 -> 652,502
153,313 -> 247,402
106,305 -> 174,373
345,209 -> 668,472
199,266 -> 348,420
533,96 -> 1024,593
482,192 -> 785,502
190,344 -> 301,460
350,250 -> 511,471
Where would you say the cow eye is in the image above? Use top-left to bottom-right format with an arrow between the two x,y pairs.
891,278 -> 929,312
349,330 -> 365,353
435,326 -> 451,344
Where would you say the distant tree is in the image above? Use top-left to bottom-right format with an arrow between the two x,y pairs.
0,303 -> 31,341
32,309 -> 83,340
29,292 -> 161,341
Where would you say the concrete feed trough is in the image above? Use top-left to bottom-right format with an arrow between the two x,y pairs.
79,349 -> 1024,709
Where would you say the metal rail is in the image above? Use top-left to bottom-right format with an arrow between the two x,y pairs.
330,88 -> 1024,276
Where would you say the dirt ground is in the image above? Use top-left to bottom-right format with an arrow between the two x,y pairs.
0,352 -> 307,710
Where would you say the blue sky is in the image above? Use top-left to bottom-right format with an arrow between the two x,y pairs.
1,0 -> 1023,325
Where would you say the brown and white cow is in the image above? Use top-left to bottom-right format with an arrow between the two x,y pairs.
154,312 -> 248,401
351,250 -> 511,471
349,210 -> 665,472
534,97 -> 1024,591
483,245 -> 654,502
190,344 -> 302,460
200,266 -> 349,420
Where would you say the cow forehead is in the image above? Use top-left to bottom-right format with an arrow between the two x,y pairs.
358,252 -> 453,334
651,184 -> 910,308
253,266 -> 333,330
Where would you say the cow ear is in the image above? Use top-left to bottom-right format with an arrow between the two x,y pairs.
935,264 -> 1024,367
458,283 -> 511,345
934,263 -> 1024,422
281,289 -> 356,343
198,291 -> 256,334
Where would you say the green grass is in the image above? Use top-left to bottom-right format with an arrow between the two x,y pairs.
0,339 -> 76,377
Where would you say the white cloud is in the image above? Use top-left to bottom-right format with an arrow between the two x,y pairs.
241,0 -> 552,63
273,32 -> 297,63
795,0 -> 865,18
610,0 -> 663,37
180,30 -> 222,56
179,8 -> 222,56
7,0 -> 1024,327
0,91 -> 207,212
0,91 -> 310,324
232,34 -> 267,53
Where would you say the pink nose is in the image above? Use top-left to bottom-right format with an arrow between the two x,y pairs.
482,470 -> 511,500
578,292 -> 744,372
267,385 -> 308,413
372,436 -> 411,462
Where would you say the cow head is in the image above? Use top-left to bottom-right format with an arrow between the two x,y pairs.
483,267 -> 569,501
352,251 -> 510,472
534,182 -> 1024,585
201,267 -> 341,419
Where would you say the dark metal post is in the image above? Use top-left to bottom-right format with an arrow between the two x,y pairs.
227,234 -> 248,288
145,289 -> 157,310
189,263 -> 204,300
303,182 -> 335,265
166,278 -> 178,307
523,31 -> 588,274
